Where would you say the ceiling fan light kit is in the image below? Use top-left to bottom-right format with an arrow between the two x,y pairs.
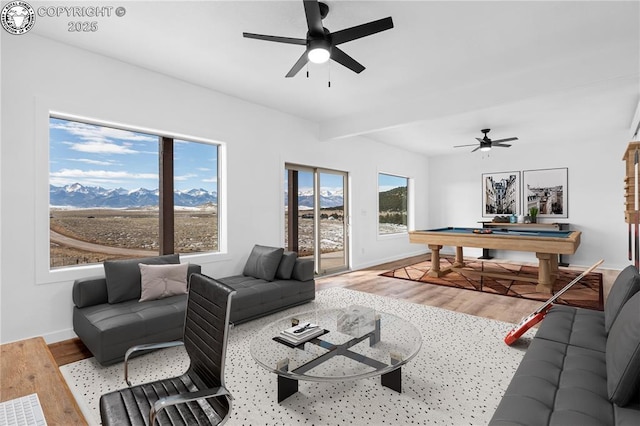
243,0 -> 394,78
307,39 -> 331,63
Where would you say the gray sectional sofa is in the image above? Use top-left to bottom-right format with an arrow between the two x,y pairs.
72,246 -> 315,365
490,265 -> 640,425
216,245 -> 316,324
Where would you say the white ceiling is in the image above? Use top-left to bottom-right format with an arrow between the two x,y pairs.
31,0 -> 640,156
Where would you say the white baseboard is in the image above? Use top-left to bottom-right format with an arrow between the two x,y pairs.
352,249 -> 428,270
42,328 -> 77,344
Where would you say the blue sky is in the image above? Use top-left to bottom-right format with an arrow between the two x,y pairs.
379,173 -> 408,192
49,117 -> 218,192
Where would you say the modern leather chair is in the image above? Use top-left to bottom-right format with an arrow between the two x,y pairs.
100,273 -> 236,425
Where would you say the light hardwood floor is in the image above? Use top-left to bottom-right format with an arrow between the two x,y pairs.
317,254 -> 617,322
49,254 -> 618,366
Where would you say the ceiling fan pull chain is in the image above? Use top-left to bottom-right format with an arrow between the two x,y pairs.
328,61 -> 331,88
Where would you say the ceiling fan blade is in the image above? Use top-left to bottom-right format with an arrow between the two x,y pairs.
475,137 -> 485,143
332,17 -> 394,45
493,143 -> 512,148
243,32 -> 306,45
453,143 -> 479,148
285,50 -> 310,78
491,137 -> 518,143
471,146 -> 481,153
303,0 -> 324,35
331,47 -> 365,73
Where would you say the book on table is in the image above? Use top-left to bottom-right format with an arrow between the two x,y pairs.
279,322 -> 324,344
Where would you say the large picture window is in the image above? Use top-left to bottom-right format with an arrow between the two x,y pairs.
378,173 -> 408,235
49,117 -> 219,269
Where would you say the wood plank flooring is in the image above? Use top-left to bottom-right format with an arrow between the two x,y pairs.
1,337 -> 87,425
49,254 -> 619,366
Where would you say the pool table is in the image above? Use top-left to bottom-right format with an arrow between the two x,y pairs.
408,227 -> 582,293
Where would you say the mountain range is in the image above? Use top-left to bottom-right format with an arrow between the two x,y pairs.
52,183 -> 404,210
285,189 -> 344,209
50,183 -> 217,208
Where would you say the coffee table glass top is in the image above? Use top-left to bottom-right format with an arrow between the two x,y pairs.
250,308 -> 422,382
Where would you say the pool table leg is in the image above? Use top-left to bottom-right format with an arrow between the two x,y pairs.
428,245 -> 442,277
536,253 -> 555,294
453,246 -> 465,267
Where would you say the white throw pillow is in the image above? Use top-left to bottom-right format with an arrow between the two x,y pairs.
139,263 -> 189,302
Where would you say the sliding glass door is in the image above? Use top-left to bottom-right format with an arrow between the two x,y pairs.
285,165 -> 349,275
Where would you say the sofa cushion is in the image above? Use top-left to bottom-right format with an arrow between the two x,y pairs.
606,291 -> 640,406
73,277 -> 109,308
242,245 -> 284,281
276,251 -> 297,279
292,258 -> 315,282
535,305 -> 606,352
605,265 -> 640,333
139,263 -> 189,302
73,294 -> 187,365
104,254 -> 180,303
217,275 -> 315,324
490,338 -> 614,425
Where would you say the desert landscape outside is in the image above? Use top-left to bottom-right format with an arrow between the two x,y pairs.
50,207 -> 217,268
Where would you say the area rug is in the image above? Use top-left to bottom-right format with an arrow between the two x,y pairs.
60,287 -> 534,426
381,256 -> 603,310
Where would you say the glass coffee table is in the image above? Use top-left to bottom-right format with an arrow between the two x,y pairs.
250,307 -> 423,402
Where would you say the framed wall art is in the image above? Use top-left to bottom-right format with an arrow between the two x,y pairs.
522,167 -> 568,218
481,171 -> 520,217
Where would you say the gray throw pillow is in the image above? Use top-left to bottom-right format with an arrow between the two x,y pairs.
243,245 -> 284,281
104,254 -> 180,303
605,265 -> 640,332
276,251 -> 298,279
606,291 -> 640,406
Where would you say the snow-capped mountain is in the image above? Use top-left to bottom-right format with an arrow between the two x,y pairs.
50,183 -> 217,208
284,189 -> 344,209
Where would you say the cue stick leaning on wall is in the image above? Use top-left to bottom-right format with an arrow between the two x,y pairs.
633,148 -> 640,269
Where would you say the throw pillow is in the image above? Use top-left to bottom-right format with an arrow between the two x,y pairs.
606,291 -> 640,406
104,254 -> 180,303
605,265 -> 640,332
276,251 -> 298,279
242,245 -> 284,281
139,263 -> 189,302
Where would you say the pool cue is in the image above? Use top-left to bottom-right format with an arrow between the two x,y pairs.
633,148 -> 640,269
630,222 -> 633,261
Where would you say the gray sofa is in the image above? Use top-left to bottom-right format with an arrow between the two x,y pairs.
490,265 -> 640,425
217,244 -> 315,324
73,254 -> 201,366
72,246 -> 315,365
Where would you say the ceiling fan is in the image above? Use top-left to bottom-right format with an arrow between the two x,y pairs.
454,129 -> 519,152
242,0 -> 394,78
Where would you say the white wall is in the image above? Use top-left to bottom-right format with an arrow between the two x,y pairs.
428,131 -> 631,270
0,35 -> 429,344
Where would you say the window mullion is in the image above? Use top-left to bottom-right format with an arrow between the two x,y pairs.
160,137 -> 174,254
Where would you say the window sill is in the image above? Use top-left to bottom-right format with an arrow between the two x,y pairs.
37,251 -> 231,285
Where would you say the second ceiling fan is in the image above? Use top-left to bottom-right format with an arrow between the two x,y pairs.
454,129 -> 519,152
243,0 -> 394,77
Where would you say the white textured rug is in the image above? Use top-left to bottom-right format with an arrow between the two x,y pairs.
60,288 -> 534,425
